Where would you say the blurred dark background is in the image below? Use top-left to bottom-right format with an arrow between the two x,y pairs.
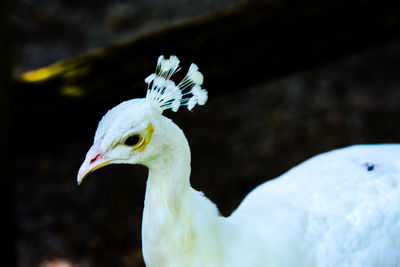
3,0 -> 400,266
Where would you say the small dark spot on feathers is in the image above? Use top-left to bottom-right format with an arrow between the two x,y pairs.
366,163 -> 374,171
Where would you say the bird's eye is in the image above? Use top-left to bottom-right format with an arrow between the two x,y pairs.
124,134 -> 141,146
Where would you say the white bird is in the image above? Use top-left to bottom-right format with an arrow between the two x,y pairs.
78,55 -> 400,267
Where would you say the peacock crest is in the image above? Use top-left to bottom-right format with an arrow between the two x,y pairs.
145,55 -> 208,113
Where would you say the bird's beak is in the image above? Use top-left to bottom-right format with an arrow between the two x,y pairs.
77,139 -> 111,185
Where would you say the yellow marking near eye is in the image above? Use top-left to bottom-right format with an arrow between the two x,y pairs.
135,123 -> 154,152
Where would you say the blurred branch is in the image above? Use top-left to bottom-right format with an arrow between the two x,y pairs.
13,0 -> 400,144
16,0 -> 400,100
0,0 -> 16,265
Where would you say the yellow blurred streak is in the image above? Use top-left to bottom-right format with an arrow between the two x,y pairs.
21,64 -> 66,82
63,66 -> 89,79
20,58 -> 89,83
61,85 -> 85,97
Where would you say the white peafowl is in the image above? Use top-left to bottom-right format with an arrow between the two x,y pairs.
78,55 -> 400,267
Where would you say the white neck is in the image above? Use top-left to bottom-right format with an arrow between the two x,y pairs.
141,124 -> 225,266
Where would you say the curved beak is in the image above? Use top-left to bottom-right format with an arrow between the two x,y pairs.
77,139 -> 111,185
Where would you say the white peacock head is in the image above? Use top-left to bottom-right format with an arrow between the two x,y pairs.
77,55 -> 207,184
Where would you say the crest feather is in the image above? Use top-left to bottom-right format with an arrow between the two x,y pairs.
145,55 -> 208,113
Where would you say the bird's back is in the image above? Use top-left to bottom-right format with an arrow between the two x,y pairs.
229,144 -> 400,266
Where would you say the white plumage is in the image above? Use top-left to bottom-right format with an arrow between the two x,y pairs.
78,56 -> 400,267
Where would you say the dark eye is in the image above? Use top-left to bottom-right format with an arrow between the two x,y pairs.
124,134 -> 141,146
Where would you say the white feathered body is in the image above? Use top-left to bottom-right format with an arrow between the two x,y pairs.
142,143 -> 400,267
231,144 -> 400,267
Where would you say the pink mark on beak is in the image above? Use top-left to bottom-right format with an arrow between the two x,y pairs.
90,154 -> 102,164
77,139 -> 108,185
